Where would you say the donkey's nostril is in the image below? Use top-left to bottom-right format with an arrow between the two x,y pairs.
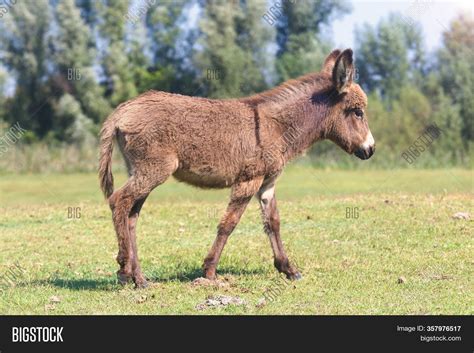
355,145 -> 375,160
354,148 -> 366,160
368,145 -> 375,157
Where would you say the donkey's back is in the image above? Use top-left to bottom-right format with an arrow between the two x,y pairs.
101,91 -> 267,191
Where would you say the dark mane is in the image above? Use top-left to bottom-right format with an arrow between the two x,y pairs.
239,72 -> 331,106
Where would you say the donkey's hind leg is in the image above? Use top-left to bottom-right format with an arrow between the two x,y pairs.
127,196 -> 148,288
108,180 -> 143,287
109,157 -> 177,288
203,177 -> 263,280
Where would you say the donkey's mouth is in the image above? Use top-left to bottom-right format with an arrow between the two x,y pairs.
354,146 -> 375,160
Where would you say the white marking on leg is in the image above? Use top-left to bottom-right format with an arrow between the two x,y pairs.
259,184 -> 275,237
259,185 -> 275,210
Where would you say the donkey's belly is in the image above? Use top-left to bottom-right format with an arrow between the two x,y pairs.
172,167 -> 235,189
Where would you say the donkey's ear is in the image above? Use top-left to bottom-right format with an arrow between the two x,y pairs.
332,49 -> 354,93
322,49 -> 341,74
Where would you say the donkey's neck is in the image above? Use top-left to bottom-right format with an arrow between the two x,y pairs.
240,73 -> 334,164
260,89 -> 332,163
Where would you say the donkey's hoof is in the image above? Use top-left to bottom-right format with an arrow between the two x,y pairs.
203,268 -> 217,281
287,272 -> 302,281
134,279 -> 149,289
204,274 -> 217,281
117,271 -> 133,285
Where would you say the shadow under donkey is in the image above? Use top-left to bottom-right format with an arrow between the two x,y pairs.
29,266 -> 266,291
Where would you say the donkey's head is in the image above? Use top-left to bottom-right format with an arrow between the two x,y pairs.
321,49 -> 375,160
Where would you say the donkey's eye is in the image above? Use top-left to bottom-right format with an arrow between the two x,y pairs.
354,108 -> 364,119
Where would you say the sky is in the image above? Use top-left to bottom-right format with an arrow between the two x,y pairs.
331,0 -> 473,52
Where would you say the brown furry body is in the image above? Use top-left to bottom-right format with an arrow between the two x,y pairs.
99,49 -> 375,288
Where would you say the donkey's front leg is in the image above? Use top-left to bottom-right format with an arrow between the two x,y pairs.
203,177 -> 264,280
257,178 -> 301,280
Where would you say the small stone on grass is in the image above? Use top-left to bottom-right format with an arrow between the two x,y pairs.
397,276 -> 406,284
195,295 -> 246,310
452,212 -> 470,220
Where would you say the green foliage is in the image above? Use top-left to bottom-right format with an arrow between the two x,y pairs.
126,14 -> 151,94
0,67 -> 6,115
147,1 -> 189,68
56,94 -> 96,144
429,91 -> 465,163
195,0 -> 273,98
96,0 -> 138,106
54,0 -> 111,123
275,0 -> 351,81
0,1 -> 471,169
0,0 -> 54,138
436,13 -> 474,143
276,33 -> 331,82
355,13 -> 425,100
144,1 -> 195,94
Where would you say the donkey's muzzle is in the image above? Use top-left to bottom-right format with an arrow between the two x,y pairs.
354,145 -> 375,160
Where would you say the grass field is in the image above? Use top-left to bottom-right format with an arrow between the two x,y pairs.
0,167 -> 472,314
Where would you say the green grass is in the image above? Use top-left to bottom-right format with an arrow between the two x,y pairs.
0,167 -> 472,314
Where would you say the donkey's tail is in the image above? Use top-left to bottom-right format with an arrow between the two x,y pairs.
99,114 -> 117,199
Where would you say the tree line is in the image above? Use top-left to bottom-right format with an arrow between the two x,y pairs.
0,0 -> 472,169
